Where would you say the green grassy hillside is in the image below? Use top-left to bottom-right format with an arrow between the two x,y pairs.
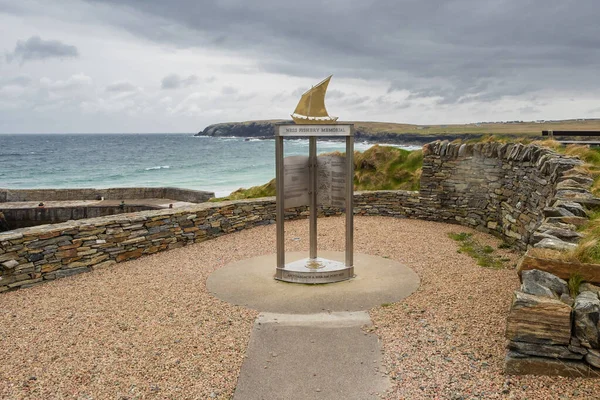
212,145 -> 422,201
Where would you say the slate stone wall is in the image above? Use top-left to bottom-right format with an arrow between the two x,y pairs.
420,141 -> 586,247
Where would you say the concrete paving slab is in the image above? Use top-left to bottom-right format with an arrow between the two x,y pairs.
233,312 -> 390,400
207,251 -> 420,313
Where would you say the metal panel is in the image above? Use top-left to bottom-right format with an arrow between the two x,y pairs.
316,155 -> 346,208
277,125 -> 352,137
283,156 -> 310,209
345,134 -> 354,268
309,137 -> 317,259
275,136 -> 285,269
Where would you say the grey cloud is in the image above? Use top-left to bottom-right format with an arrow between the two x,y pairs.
80,0 -> 600,104
6,36 -> 79,64
1,76 -> 32,88
106,81 -> 137,93
517,106 -> 541,115
587,107 -> 600,114
221,86 -> 238,95
161,73 -> 199,90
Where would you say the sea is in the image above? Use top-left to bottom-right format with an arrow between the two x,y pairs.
0,134 -> 420,198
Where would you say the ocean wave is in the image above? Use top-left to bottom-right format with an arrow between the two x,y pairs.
145,165 -> 170,171
1,153 -> 31,157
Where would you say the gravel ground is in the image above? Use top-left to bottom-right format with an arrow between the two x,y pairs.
1,216 -> 599,399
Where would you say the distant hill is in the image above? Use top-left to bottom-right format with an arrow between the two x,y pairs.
196,119 -> 600,144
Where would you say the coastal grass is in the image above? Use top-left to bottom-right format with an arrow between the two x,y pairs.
568,273 -> 584,297
448,232 -> 508,269
209,179 -> 276,202
212,145 -> 423,201
353,145 -> 422,191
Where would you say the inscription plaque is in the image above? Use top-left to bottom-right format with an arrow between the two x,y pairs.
283,154 -> 346,209
283,156 -> 310,209
317,155 -> 346,208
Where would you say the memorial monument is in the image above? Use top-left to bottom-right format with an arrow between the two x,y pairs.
274,76 -> 355,283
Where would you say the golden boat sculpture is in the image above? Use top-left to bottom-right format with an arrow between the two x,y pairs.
291,75 -> 339,124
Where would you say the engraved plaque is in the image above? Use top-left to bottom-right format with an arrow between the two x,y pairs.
317,155 -> 346,208
278,125 -> 352,137
283,155 -> 310,208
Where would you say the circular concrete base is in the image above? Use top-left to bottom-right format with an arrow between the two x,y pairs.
207,251 -> 420,313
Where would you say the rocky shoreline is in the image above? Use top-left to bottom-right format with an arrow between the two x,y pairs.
195,120 -> 486,145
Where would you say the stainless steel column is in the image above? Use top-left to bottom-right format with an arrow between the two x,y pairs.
345,133 -> 354,268
276,134 -> 285,269
309,136 -> 317,260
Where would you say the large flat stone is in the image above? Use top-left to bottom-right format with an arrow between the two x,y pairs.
521,269 -> 568,299
518,254 -> 600,285
534,238 -> 577,251
505,352 -> 600,377
586,349 -> 600,368
507,341 -> 583,360
573,291 -> 600,349
506,291 -> 572,345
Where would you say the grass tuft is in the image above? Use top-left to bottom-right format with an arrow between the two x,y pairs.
448,232 -> 472,241
448,232 -> 508,269
570,238 -> 600,264
568,273 -> 584,297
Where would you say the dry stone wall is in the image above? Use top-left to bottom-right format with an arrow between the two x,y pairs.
420,141 -> 587,248
0,199 -> 280,292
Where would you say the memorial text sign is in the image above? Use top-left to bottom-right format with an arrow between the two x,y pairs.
283,154 -> 346,209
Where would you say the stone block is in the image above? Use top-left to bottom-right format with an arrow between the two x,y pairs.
508,341 -> 582,359
505,352 -> 600,377
1,259 -> 19,270
91,260 -> 116,270
116,249 -> 143,262
521,269 -> 568,298
518,254 -> 600,285
54,267 -> 91,279
580,283 -> 600,296
573,291 -> 600,349
534,238 -> 577,251
41,263 -> 61,273
506,291 -> 572,345
552,200 -> 588,217
0,252 -> 18,263
28,235 -> 73,249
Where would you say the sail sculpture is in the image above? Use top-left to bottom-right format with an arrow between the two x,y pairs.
291,75 -> 339,124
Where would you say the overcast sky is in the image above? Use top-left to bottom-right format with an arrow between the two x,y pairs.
1,0 -> 599,133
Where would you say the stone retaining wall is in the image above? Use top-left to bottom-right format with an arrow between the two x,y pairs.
0,199 -> 279,292
0,187 -> 215,203
420,141 -> 587,248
